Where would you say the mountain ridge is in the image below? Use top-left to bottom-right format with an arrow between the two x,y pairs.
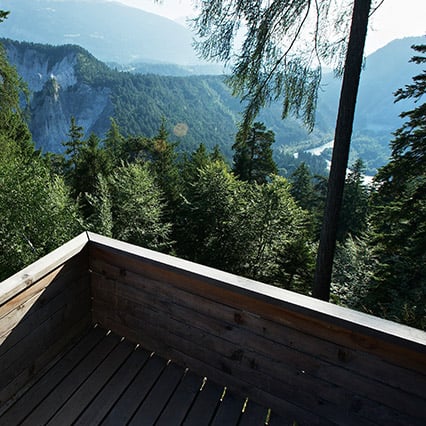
1,35 -> 424,172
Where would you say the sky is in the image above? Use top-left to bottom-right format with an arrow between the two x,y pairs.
115,0 -> 425,55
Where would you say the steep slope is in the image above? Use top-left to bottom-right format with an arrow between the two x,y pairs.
2,36 -> 424,170
318,36 -> 424,136
0,0 -> 199,65
3,40 -> 113,152
2,39 -> 240,154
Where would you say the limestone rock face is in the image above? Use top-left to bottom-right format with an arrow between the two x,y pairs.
4,41 -> 113,153
5,44 -> 78,92
29,80 -> 112,153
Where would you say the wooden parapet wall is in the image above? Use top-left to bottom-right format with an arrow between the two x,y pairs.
88,233 -> 426,426
1,232 -> 425,425
0,233 -> 92,408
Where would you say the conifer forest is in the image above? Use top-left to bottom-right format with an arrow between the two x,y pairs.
0,5 -> 425,330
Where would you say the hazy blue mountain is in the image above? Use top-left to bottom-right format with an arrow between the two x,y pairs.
319,36 -> 424,137
300,35 -> 424,173
0,0 -> 200,65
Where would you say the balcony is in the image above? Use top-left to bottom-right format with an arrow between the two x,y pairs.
1,232 -> 425,425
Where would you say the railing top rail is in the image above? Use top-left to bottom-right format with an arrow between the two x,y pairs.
0,232 -> 89,305
1,231 -> 425,350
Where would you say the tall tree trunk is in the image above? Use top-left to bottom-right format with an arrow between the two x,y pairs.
313,0 -> 371,300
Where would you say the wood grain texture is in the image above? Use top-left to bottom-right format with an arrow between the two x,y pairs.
74,344 -> 151,425
101,354 -> 168,426
0,246 -> 92,406
87,233 -> 426,348
155,370 -> 204,426
3,328 -> 275,426
182,379 -> 224,426
0,232 -> 89,305
1,233 -> 425,426
20,332 -> 121,426
88,237 -> 426,426
0,326 -> 105,424
89,266 -> 424,401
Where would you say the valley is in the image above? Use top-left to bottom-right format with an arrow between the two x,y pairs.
0,0 -> 423,173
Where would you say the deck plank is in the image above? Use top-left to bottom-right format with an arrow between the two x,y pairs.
46,337 -> 135,425
156,370 -> 203,426
0,326 -> 105,425
20,332 -> 120,426
74,346 -> 151,425
2,328 -> 274,426
128,362 -> 186,425
182,379 -> 224,426
210,387 -> 245,426
268,410 -> 292,426
0,284 -> 91,393
239,399 -> 269,425
101,353 -> 167,425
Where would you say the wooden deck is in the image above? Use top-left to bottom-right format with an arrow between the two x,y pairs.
1,325 -> 281,426
1,232 -> 425,426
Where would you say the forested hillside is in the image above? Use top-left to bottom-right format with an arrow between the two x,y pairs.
2,36 -> 423,174
1,0 -> 425,336
1,31 -> 425,329
3,38 -> 326,161
2,39 -> 238,156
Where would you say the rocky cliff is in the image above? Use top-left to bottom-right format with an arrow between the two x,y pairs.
4,40 -> 113,152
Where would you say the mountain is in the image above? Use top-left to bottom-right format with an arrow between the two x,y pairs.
1,35 -> 424,171
355,37 -> 424,134
1,39 -> 240,155
0,0 -> 200,65
313,36 -> 425,172
1,37 -> 325,157
319,36 -> 424,136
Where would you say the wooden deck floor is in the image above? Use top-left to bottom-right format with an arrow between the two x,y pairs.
1,326 -> 284,426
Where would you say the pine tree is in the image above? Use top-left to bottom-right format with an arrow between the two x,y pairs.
233,122 -> 277,184
108,162 -> 171,251
313,0 -> 371,300
63,116 -> 84,162
180,143 -> 210,185
142,120 -> 182,226
0,28 -> 81,279
366,44 -> 426,329
0,150 -> 81,279
0,41 -> 33,155
337,159 -> 369,241
290,163 -> 315,211
104,118 -> 125,166
77,133 -> 111,196
192,0 -> 372,300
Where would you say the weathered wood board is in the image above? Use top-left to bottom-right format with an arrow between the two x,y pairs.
88,233 -> 426,426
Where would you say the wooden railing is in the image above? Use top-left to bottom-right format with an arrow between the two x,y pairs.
0,233 -> 91,407
88,233 -> 426,426
1,232 -> 425,425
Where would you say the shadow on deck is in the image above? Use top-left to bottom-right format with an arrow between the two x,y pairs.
1,326 -> 279,425
1,232 -> 425,425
